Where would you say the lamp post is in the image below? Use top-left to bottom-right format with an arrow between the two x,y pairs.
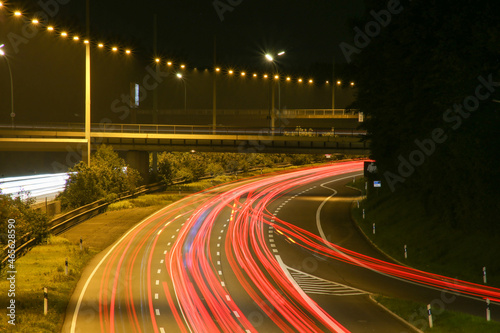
84,0 -> 91,165
176,73 -> 187,112
0,44 -> 15,128
265,51 -> 285,132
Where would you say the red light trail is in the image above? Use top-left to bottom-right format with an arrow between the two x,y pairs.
71,161 -> 500,333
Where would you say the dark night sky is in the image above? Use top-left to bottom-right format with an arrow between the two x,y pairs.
57,0 -> 364,69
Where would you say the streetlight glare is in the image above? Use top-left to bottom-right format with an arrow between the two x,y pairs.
176,73 -> 182,78
0,49 -> 4,56
47,26 -> 54,31
265,54 -> 273,62
32,18 -> 39,24
278,51 -> 285,56
14,11 -> 21,16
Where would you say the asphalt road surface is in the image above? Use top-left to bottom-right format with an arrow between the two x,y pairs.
63,161 -> 500,333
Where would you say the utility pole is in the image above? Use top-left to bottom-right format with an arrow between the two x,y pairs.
212,35 -> 217,134
153,14 -> 159,124
84,0 -> 91,165
152,14 -> 159,179
331,56 -> 335,110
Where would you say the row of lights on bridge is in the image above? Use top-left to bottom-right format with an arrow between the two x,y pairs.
0,2 -> 355,86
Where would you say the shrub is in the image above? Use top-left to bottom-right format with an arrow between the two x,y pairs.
0,193 -> 49,246
58,145 -> 142,209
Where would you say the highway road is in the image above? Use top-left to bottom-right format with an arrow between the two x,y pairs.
63,161 -> 500,333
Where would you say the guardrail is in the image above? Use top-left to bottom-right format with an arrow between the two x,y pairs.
0,182 -> 165,268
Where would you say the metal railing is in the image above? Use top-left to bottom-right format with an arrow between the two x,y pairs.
0,123 -> 366,137
280,109 -> 359,117
0,182 -> 165,268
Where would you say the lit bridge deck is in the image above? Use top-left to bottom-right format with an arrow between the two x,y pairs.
0,123 -> 369,155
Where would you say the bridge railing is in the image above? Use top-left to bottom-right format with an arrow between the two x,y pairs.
0,123 -> 366,137
280,109 -> 358,118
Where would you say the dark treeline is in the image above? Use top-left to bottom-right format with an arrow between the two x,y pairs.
350,0 -> 500,230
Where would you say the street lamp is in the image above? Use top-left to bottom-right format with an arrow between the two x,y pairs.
176,73 -> 187,112
265,51 -> 285,131
0,44 -> 15,128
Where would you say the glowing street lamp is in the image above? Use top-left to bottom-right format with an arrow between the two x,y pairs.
0,44 -> 15,128
265,50 -> 285,131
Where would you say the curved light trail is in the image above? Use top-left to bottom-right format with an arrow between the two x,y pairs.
70,160 -> 500,333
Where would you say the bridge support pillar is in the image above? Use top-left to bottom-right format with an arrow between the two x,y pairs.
151,152 -> 158,179
126,151 -> 149,184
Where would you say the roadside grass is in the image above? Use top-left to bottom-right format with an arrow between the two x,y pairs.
374,295 -> 500,332
0,236 -> 98,332
351,178 -> 500,287
107,193 -> 184,211
350,178 -> 500,330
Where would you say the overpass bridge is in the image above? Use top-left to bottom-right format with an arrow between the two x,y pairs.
0,123 -> 368,154
0,123 -> 369,179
